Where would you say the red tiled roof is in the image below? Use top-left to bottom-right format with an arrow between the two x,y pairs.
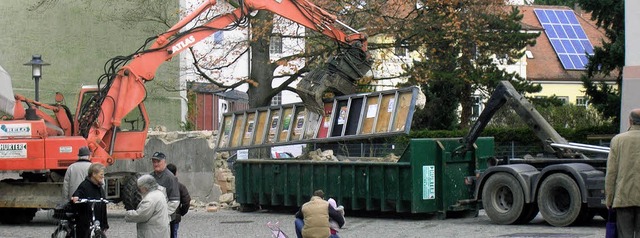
518,5 -> 614,82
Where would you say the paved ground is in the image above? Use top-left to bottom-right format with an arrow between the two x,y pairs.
0,207 -> 606,238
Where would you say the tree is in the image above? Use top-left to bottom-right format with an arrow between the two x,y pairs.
578,0 -> 624,127
394,1 -> 539,130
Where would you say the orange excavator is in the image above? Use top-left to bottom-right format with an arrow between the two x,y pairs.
0,0 -> 371,223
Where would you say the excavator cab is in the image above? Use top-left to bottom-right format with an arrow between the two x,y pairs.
75,86 -> 149,161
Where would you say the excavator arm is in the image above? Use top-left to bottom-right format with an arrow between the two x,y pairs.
79,0 -> 371,163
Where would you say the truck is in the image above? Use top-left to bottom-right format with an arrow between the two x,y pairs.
461,80 -> 610,227
0,0 -> 372,224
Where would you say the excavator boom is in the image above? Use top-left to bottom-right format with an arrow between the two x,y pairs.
80,0 -> 371,163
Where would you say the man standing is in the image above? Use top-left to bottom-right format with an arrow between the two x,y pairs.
167,163 -> 191,238
606,108 -> 640,238
294,190 -> 344,238
62,146 -> 92,201
150,152 -> 181,228
125,174 -> 170,237
72,163 -> 109,237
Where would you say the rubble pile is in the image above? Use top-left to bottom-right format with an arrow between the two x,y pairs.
295,148 -> 400,163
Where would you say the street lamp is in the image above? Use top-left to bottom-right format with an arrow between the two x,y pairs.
23,55 -> 50,102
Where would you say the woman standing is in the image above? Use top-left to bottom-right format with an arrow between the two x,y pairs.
124,174 -> 170,238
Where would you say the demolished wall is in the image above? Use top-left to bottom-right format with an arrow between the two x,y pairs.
106,130 -> 223,205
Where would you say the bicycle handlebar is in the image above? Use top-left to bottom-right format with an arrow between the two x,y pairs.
76,198 -> 110,204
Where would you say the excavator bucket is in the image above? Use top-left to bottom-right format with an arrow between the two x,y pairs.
297,48 -> 372,115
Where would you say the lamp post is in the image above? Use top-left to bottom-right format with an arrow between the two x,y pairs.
23,55 -> 50,102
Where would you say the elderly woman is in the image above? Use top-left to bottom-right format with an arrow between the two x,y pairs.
124,174 -> 170,238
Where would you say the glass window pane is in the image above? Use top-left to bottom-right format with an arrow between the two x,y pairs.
571,40 -> 585,53
565,11 -> 579,24
556,10 -> 569,24
563,25 -> 577,38
543,24 -> 556,38
551,40 -> 565,53
569,55 -> 584,69
581,40 -> 594,54
535,9 -> 549,23
548,10 -> 559,23
559,54 -> 574,69
573,26 -> 587,39
562,40 -> 575,53
553,25 -> 566,38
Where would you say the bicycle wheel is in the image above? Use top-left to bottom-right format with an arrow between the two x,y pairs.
90,228 -> 107,238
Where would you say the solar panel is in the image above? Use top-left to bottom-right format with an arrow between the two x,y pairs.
534,9 -> 594,70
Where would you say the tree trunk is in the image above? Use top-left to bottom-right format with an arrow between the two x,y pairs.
247,11 -> 275,109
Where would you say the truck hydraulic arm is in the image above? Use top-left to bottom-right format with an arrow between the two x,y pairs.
459,81 -> 574,158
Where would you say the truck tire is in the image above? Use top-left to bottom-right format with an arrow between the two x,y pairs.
537,173 -> 586,227
482,172 -> 525,224
122,173 -> 142,210
516,203 -> 539,224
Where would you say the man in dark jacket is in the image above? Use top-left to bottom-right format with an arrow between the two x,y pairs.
72,163 -> 109,237
167,163 -> 191,238
294,190 -> 344,238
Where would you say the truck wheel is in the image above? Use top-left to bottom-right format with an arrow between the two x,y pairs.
516,203 -> 539,224
537,173 -> 586,227
482,172 -> 525,224
122,173 -> 142,210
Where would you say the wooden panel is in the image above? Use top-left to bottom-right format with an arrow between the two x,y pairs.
218,116 -> 233,148
230,114 -> 245,147
290,108 -> 305,141
361,96 -> 380,134
278,108 -> 294,142
375,94 -> 394,133
267,109 -> 282,143
393,92 -> 413,132
254,110 -> 269,145
242,112 -> 256,146
317,102 -> 334,139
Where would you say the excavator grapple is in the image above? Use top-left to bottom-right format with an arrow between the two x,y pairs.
297,47 -> 372,114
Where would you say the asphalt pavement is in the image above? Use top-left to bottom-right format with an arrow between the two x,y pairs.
0,207 -> 607,238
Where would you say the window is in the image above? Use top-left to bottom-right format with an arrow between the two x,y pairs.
557,96 -> 569,105
271,92 -> 282,106
270,34 -> 282,54
214,32 -> 224,45
471,95 -> 483,121
576,96 -> 588,107
395,40 -> 408,57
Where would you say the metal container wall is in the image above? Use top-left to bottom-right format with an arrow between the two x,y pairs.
234,137 -> 493,217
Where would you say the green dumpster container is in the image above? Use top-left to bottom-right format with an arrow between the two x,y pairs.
234,137 -> 493,217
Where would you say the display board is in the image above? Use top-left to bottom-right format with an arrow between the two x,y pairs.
216,87 -> 419,151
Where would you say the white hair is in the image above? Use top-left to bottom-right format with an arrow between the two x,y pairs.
137,174 -> 158,191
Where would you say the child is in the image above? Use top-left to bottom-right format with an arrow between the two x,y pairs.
327,198 -> 345,238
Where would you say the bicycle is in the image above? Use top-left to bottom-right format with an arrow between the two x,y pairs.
52,198 -> 109,238
51,204 -> 77,238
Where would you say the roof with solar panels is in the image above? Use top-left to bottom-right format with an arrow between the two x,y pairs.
516,5 -> 616,82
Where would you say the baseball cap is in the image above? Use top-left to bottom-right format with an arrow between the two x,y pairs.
151,152 -> 166,160
78,146 -> 91,157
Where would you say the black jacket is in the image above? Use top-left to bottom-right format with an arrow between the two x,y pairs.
72,178 -> 109,235
171,181 -> 191,224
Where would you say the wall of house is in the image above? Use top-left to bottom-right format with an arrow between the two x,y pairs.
527,82 -> 587,105
620,0 -> 640,131
0,0 -> 182,130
